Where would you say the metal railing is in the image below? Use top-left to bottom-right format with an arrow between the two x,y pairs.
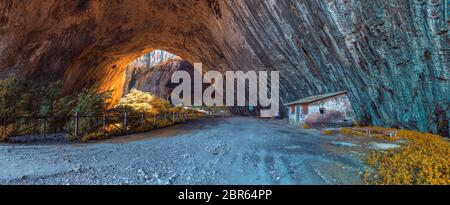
0,111 -> 231,142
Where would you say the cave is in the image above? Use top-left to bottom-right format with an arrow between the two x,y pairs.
0,0 -> 448,136
122,49 -> 193,101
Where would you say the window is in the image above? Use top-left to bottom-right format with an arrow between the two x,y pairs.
290,105 -> 295,114
320,107 -> 326,116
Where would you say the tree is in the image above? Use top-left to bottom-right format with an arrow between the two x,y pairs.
115,89 -> 172,114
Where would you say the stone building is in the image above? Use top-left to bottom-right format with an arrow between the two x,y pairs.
286,91 -> 355,127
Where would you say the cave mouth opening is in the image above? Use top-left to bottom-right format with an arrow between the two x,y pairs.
128,50 -> 184,70
123,49 -> 193,101
121,49 -> 229,114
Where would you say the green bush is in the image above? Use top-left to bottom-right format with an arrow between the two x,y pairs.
53,88 -> 112,117
0,75 -> 65,116
0,76 -> 33,116
81,131 -> 106,142
0,75 -> 112,141
0,124 -> 15,141
115,89 -> 171,115
56,88 -> 112,140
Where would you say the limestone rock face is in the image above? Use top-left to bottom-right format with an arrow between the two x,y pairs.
123,57 -> 193,100
130,50 -> 179,69
0,0 -> 448,136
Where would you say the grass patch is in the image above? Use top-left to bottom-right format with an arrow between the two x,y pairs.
302,123 -> 311,129
342,127 -> 450,185
81,131 -> 106,142
340,128 -> 366,136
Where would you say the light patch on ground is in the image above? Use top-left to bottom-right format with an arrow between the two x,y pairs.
331,141 -> 358,147
369,142 -> 400,150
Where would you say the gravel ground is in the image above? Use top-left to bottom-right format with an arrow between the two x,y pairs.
0,117 -> 397,185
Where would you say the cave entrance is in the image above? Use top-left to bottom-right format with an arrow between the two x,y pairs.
121,49 -> 225,113
122,49 -> 191,101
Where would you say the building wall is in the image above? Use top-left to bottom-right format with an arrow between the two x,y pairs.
289,94 -> 355,127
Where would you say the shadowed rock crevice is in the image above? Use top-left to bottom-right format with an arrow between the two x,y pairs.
0,0 -> 448,136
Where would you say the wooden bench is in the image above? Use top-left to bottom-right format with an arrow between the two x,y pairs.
347,127 -> 398,138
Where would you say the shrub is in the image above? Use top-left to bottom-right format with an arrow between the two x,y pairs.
74,89 -> 112,116
36,81 -> 64,116
340,128 -> 367,137
156,118 -> 175,128
0,125 -> 15,141
302,123 -> 311,129
0,76 -> 35,116
55,89 -> 112,140
169,105 -> 186,113
0,76 -> 65,117
104,123 -> 122,134
0,75 -> 114,141
115,89 -> 171,114
359,129 -> 450,185
54,88 -> 112,117
0,76 -> 67,140
323,130 -> 334,135
81,131 -> 106,142
131,124 -> 152,133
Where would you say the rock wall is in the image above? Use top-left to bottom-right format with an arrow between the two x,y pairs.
130,50 -> 179,69
0,0 -> 448,136
124,57 -> 193,100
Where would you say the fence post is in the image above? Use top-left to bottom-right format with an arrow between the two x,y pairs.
141,113 -> 145,126
3,112 -> 6,139
103,114 -> 107,135
42,118 -> 46,140
3,112 -> 6,128
173,111 -> 175,123
74,111 -> 79,138
153,113 -> 156,127
123,112 -> 128,134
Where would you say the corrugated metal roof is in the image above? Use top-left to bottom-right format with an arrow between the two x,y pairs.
285,91 -> 348,106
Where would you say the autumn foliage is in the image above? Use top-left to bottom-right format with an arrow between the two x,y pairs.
302,123 -> 311,129
341,127 -> 450,185
115,89 -> 172,114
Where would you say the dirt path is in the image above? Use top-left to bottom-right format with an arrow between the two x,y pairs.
0,117 -> 394,185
